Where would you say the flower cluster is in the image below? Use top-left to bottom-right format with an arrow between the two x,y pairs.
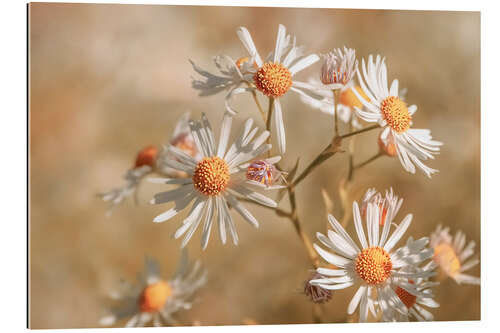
97,23 -> 478,326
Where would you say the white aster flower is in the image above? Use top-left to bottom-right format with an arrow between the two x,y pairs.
310,197 -> 434,322
320,47 -> 358,89
237,24 -> 320,154
361,187 -> 403,227
430,225 -> 480,285
383,238 -> 440,322
352,55 -> 443,177
149,112 -> 278,249
190,55 -> 256,114
100,251 -> 207,327
99,113 -> 198,215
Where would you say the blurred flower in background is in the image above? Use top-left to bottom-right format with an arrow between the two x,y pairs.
98,112 -> 197,215
430,225 -> 480,285
99,251 -> 207,327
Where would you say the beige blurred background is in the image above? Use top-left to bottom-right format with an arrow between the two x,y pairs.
29,3 -> 480,329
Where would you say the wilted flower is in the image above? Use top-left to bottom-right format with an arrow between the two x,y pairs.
99,251 -> 207,327
361,187 -> 403,226
149,112 -> 279,249
99,113 -> 198,215
430,225 -> 480,285
242,156 -> 285,189
304,272 -> 333,304
320,47 -> 358,88
353,55 -> 442,177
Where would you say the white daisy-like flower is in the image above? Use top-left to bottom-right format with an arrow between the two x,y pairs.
320,47 -> 358,89
310,197 -> 434,322
237,24 -> 320,154
383,238 -> 440,322
100,251 -> 207,327
430,225 -> 480,285
352,55 -> 443,177
99,113 -> 198,215
190,55 -> 256,114
149,112 -> 279,249
361,187 -> 403,227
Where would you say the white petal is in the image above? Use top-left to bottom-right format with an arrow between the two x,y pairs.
153,193 -> 195,223
348,286 -> 366,315
216,112 -> 233,157
225,193 -> 259,228
273,24 -> 286,63
201,197 -> 215,250
289,54 -> 320,75
236,26 -> 263,67
313,243 -> 351,267
353,202 -> 368,249
273,99 -> 286,154
383,214 -> 412,252
150,184 -> 193,205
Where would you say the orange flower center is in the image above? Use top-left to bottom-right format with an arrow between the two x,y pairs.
139,281 -> 172,313
135,145 -> 158,168
433,243 -> 461,276
192,157 -> 230,196
340,86 -> 369,108
254,62 -> 293,98
380,96 -> 411,133
395,281 -> 417,309
355,246 -> 393,285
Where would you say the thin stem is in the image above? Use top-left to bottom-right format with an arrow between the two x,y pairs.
353,152 -> 383,170
333,89 -> 340,137
346,118 -> 355,182
291,143 -> 337,188
251,90 -> 266,123
244,81 -> 266,123
287,185 -> 320,268
339,124 -> 379,139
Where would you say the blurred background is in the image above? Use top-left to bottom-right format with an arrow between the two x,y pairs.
29,3 -> 480,329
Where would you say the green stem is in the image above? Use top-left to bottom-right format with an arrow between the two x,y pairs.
353,152 -> 383,170
339,124 -> 379,139
291,144 -> 336,188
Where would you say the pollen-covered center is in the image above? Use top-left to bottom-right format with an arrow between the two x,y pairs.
355,246 -> 393,285
139,281 -> 172,313
433,243 -> 461,276
395,284 -> 417,309
380,96 -> 411,133
254,62 -> 293,98
192,157 -> 230,196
